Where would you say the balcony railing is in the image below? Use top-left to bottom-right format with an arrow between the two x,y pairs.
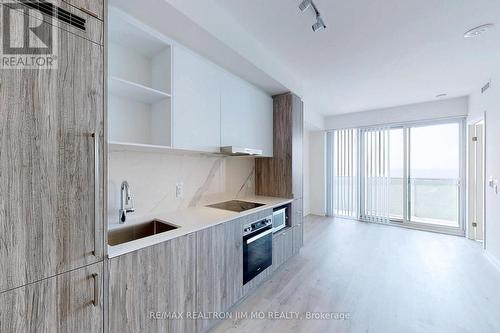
393,177 -> 459,226
333,177 -> 459,227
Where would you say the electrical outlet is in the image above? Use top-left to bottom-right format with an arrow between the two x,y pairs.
175,182 -> 184,199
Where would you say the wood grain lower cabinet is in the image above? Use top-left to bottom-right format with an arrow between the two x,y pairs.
108,209 -> 281,333
272,228 -> 293,270
108,234 -> 196,333
195,209 -> 272,332
195,220 -> 243,332
292,223 -> 304,255
0,262 -> 103,333
291,199 -> 304,254
291,198 -> 303,226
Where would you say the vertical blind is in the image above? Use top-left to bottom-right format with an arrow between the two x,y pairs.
330,129 -> 357,218
360,128 -> 390,223
328,127 -> 390,223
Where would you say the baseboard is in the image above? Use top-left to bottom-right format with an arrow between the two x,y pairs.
308,212 -> 326,217
484,250 -> 500,273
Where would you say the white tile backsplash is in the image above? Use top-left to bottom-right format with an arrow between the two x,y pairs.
108,151 -> 255,225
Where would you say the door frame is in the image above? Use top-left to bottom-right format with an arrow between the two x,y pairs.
467,114 -> 486,244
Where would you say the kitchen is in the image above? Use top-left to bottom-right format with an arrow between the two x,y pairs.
0,0 -> 303,332
107,14 -> 303,324
106,5 -> 304,332
3,0 -> 500,332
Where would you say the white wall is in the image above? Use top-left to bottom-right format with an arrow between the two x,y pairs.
304,104 -> 325,131
304,113 -> 326,217
308,131 -> 326,216
324,97 -> 468,130
469,69 -> 500,268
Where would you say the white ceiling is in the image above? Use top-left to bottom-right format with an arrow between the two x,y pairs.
212,0 -> 500,115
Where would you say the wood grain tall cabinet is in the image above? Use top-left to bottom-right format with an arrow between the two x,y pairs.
0,1 -> 105,331
255,92 -> 304,251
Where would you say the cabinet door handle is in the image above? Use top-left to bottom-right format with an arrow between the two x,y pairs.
92,273 -> 99,307
92,133 -> 99,256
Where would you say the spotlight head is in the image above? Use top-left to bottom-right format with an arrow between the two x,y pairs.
299,0 -> 312,12
312,15 -> 326,32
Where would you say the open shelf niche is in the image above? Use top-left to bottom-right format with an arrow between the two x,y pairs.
108,7 -> 172,147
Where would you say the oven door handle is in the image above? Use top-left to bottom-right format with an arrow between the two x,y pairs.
246,228 -> 273,244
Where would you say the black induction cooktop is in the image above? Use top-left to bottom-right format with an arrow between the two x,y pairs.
206,200 -> 265,212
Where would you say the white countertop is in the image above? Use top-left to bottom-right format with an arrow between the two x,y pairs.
107,196 -> 293,258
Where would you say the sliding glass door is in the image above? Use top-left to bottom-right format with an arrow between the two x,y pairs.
327,119 -> 464,235
408,122 -> 461,228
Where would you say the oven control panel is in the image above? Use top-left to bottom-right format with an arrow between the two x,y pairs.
243,217 -> 272,236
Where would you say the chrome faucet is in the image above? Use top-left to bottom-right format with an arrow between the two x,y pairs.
119,181 -> 135,224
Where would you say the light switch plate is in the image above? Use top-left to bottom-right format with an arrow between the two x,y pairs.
489,177 -> 498,194
176,182 -> 184,199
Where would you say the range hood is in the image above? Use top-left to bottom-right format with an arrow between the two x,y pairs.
220,146 -> 263,156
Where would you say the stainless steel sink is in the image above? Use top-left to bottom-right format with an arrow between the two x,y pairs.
108,220 -> 178,246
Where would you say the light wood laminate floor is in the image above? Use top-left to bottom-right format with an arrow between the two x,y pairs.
210,216 -> 500,333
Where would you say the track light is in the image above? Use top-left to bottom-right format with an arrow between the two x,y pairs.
312,15 -> 326,32
298,0 -> 312,12
298,0 -> 326,32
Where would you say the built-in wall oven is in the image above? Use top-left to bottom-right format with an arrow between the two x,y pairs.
243,216 -> 273,285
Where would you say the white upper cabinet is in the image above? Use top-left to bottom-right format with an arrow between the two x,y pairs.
171,46 -> 273,155
108,7 -> 172,148
172,46 -> 221,153
220,71 -> 273,157
108,7 -> 273,155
